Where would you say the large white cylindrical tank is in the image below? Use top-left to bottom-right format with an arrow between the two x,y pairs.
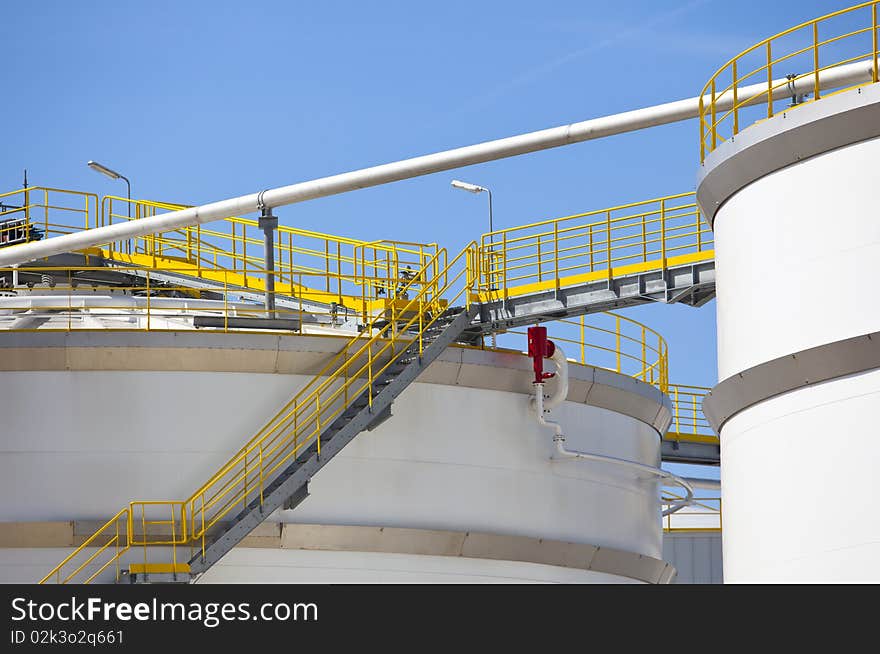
699,84 -> 880,582
0,330 -> 675,584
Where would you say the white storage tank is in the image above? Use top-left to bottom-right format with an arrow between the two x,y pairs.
0,322 -> 677,584
699,79 -> 880,581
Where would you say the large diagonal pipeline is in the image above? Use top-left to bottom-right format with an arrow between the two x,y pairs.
0,60 -> 873,267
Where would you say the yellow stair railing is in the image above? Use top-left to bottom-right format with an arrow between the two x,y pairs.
39,242 -> 480,584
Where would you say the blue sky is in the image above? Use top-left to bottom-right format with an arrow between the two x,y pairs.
0,0 -> 847,457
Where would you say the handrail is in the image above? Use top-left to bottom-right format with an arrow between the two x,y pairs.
0,186 -> 437,314
0,187 -> 98,245
667,384 -> 714,440
99,195 -> 438,314
504,312 -> 668,392
699,1 -> 880,161
475,192 -> 712,302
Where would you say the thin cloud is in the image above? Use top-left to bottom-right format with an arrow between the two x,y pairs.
446,0 -> 715,118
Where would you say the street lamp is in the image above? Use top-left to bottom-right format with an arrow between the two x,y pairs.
451,179 -> 497,347
88,161 -> 131,218
450,179 -> 492,233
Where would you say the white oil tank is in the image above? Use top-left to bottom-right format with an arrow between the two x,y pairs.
0,323 -> 678,584
699,82 -> 880,582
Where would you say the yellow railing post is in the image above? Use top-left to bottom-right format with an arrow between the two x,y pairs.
580,315 -> 585,364
874,3 -> 879,83
674,386 -> 680,433
696,208 -> 703,252
605,211 -> 612,280
732,59 -> 739,135
710,79 -> 717,150
140,504 -> 147,569
67,271 -> 72,331
23,185 -> 30,231
699,92 -> 706,162
813,21 -> 820,100
259,444 -> 265,505
145,271 -> 151,331
615,315 -> 621,373
641,325 -> 646,381
502,231 -> 508,302
243,451 -> 248,511
553,222 -> 560,294
336,241 -> 342,300
43,189 -> 49,250
115,518 -> 121,582
170,504 -> 177,570
200,495 -> 206,559
537,238 -> 542,282
659,199 -> 667,271
588,225 -> 594,272
766,41 -> 774,119
316,396 -> 322,457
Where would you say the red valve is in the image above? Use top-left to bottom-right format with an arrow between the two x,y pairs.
527,325 -> 556,384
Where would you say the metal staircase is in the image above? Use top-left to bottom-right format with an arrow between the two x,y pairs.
182,305 -> 475,581
39,244 -> 480,584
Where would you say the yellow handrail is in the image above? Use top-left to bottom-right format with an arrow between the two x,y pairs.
667,383 -> 714,440
0,187 -> 98,246
475,192 -> 713,303
99,195 -> 438,313
504,312 -> 669,392
699,1 -> 880,161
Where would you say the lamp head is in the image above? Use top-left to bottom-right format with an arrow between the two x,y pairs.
451,179 -> 486,194
87,160 -> 122,180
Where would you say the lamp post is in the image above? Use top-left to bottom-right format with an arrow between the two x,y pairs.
451,179 -> 496,347
87,161 -> 131,219
450,179 -> 492,234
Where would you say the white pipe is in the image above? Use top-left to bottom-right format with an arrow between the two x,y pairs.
0,60 -> 873,268
530,345 -> 569,413
544,346 -> 569,410
532,347 -> 694,516
682,477 -> 721,491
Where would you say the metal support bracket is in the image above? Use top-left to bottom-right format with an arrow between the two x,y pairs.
256,191 -> 279,319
